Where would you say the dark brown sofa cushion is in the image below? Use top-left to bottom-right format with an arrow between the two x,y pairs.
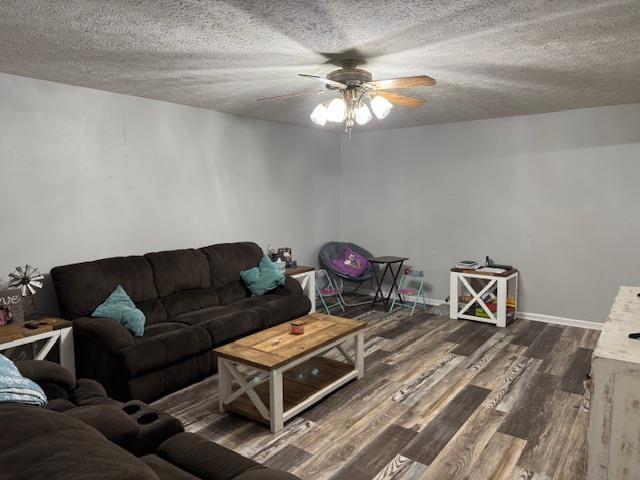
16,359 -> 76,390
201,242 -> 263,288
143,454 -> 201,480
223,294 -> 309,328
0,404 -> 157,480
126,353 -> 211,403
120,325 -> 212,377
51,256 -> 167,324
70,378 -> 116,406
162,287 -> 221,317
146,249 -> 221,317
66,404 -> 139,444
173,305 -> 234,325
201,243 -> 262,305
155,432 -> 299,480
189,310 -> 263,347
146,249 -> 210,297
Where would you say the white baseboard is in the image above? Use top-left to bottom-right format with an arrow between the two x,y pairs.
365,291 -> 604,331
516,311 -> 603,331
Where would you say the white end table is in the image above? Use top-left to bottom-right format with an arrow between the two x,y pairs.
286,266 -> 316,313
450,268 -> 519,327
0,318 -> 75,377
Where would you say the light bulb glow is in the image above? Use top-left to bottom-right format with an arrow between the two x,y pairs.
355,103 -> 372,125
327,98 -> 347,122
310,103 -> 328,126
371,95 -> 393,119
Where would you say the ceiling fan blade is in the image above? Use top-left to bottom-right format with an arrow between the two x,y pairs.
367,75 -> 436,90
297,74 -> 347,90
376,91 -> 425,107
257,90 -> 332,101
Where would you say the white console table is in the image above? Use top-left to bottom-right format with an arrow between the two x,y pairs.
286,266 -> 316,313
450,268 -> 518,327
588,286 -> 640,479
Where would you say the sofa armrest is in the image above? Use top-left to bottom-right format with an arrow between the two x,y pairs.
157,432 -> 300,480
74,316 -> 134,352
15,360 -> 75,391
66,404 -> 139,445
270,275 -> 304,297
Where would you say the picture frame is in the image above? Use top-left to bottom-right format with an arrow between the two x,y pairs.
0,288 -> 23,326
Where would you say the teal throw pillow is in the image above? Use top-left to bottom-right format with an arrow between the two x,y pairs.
240,256 -> 286,296
92,285 -> 146,336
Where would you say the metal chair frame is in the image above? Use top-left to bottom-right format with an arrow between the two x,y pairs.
315,269 -> 346,314
390,269 -> 429,316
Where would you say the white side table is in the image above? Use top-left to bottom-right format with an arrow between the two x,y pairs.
450,268 -> 519,327
286,267 -> 316,313
0,318 -> 75,377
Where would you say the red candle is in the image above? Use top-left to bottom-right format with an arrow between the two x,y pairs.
290,321 -> 304,335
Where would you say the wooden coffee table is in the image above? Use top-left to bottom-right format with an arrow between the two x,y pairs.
214,313 -> 366,433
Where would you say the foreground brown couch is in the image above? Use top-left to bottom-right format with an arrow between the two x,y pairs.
51,242 -> 311,402
0,360 -> 298,480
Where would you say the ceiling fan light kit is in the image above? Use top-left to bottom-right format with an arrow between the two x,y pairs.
258,59 -> 435,134
310,102 -> 329,126
355,103 -> 373,126
327,97 -> 347,122
370,95 -> 393,119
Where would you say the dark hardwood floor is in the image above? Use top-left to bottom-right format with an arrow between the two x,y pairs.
153,300 -> 598,480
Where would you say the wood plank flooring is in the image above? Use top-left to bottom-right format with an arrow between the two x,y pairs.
153,301 -> 598,480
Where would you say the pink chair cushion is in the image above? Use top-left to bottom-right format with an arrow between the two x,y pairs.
319,289 -> 340,296
399,288 -> 417,295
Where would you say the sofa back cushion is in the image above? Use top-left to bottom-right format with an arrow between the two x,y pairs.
145,249 -> 220,317
51,256 -> 167,324
200,242 -> 263,305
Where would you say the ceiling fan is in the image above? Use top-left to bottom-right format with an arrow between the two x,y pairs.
257,59 -> 435,134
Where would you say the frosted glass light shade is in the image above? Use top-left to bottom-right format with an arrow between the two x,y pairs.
310,103 -> 328,126
355,104 -> 373,125
371,95 -> 393,119
327,98 -> 347,122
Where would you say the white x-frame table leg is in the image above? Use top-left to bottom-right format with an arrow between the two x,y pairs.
458,276 -> 498,323
450,271 -> 518,328
218,331 -> 364,433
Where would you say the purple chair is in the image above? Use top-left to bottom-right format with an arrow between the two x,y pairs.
318,242 -> 376,307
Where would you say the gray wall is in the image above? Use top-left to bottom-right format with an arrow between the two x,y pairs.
340,103 -> 640,323
2,69 -> 639,323
0,73 -> 340,312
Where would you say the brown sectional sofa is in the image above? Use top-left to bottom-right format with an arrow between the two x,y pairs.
0,360 -> 298,480
51,242 -> 311,402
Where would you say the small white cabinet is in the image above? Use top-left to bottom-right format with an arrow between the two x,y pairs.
588,286 -> 640,480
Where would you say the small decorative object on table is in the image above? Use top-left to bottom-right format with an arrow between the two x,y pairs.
290,320 -> 304,335
268,246 -> 296,268
0,289 -> 23,326
8,265 -> 44,319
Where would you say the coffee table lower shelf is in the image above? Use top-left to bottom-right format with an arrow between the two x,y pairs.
225,357 -> 358,425
223,356 -> 356,427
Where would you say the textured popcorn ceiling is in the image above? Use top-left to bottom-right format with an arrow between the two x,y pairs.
1,0 -> 639,131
